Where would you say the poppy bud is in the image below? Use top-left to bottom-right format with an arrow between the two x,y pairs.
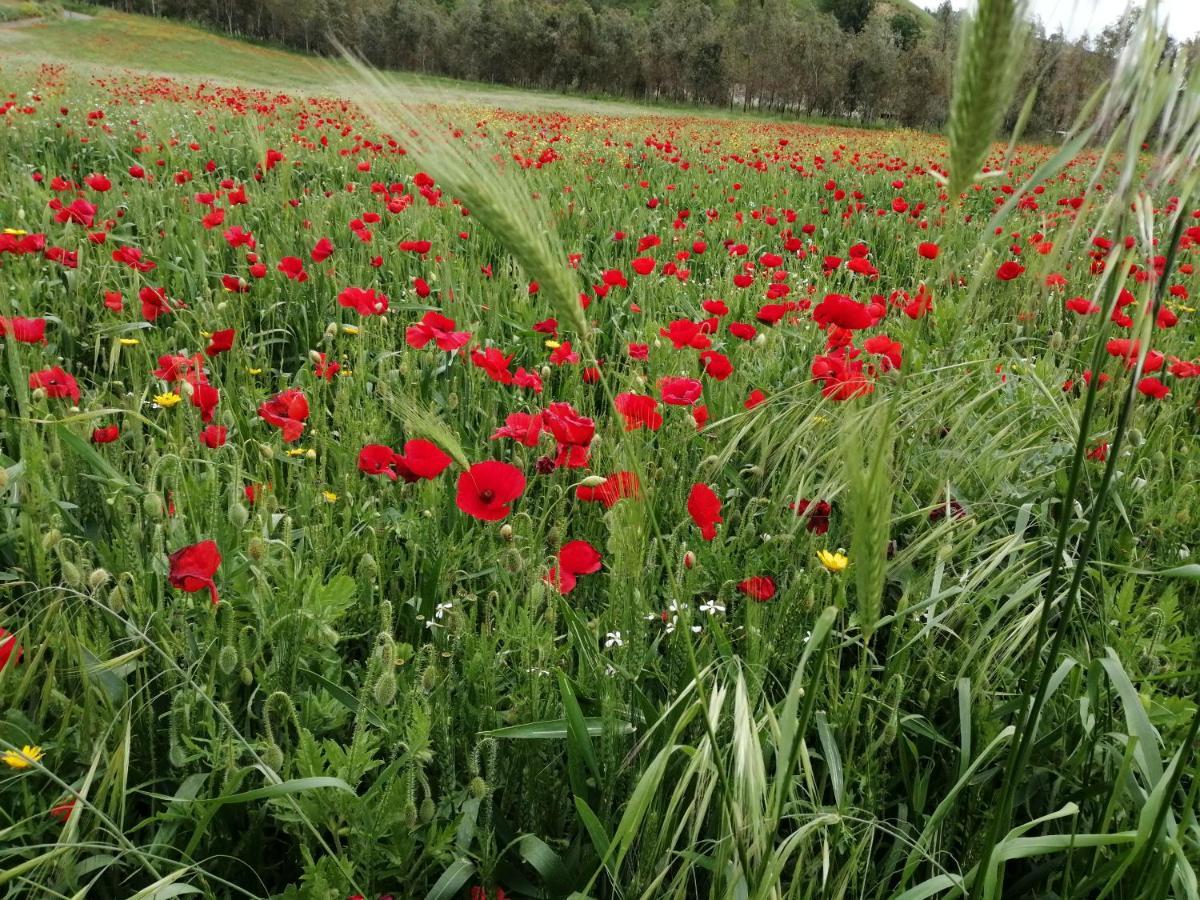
540,365 -> 551,379
180,380 -> 195,398
754,333 -> 767,346
42,528 -> 62,551
168,744 -> 187,768
374,671 -> 397,706
0,467 -> 7,489
579,475 -> 608,488
31,387 -> 46,401
1128,428 -> 1144,447
447,392 -> 459,411
241,666 -> 253,685
323,322 -> 338,340
48,452 -> 62,471
403,801 -> 418,828
143,492 -> 166,519
305,448 -> 316,460
218,644 -> 238,675
229,502 -> 249,527
499,524 -> 514,541
258,443 -> 274,460
61,559 -> 82,588
1049,331 -> 1064,350
683,550 -> 696,569
419,797 -> 436,823
88,568 -> 110,590
263,742 -> 284,771
247,536 -> 267,561
360,553 -> 378,577
108,581 -> 127,612
469,776 -> 489,799
502,548 -> 523,572
308,349 -> 322,364
421,663 -> 438,692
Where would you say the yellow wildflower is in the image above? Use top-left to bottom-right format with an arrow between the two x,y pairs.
153,392 -> 182,409
119,337 -> 141,346
286,447 -> 307,458
322,490 -> 338,503
544,339 -> 562,349
817,549 -> 849,573
3,228 -> 28,236
2,745 -> 43,769
342,324 -> 360,336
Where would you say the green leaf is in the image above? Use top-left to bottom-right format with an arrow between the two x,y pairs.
424,858 -> 475,900
482,718 -> 634,740
299,668 -> 387,730
190,776 -> 355,807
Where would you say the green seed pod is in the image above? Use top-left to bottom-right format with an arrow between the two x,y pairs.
258,442 -> 274,460
218,644 -> 238,675
168,743 -> 187,768
31,387 -> 47,402
42,528 -> 62,551
247,536 -> 267,561
88,568 -> 111,590
469,776 -> 489,799
60,559 -> 83,588
359,552 -> 378,578
421,663 -> 438,693
263,742 -> 284,771
241,666 -> 254,686
501,548 -> 524,573
108,582 -> 126,612
403,800 -> 418,829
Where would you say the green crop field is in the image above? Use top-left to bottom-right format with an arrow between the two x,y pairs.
1,4 -> 1198,900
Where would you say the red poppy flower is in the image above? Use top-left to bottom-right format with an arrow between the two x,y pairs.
918,242 -> 939,260
542,402 -> 595,447
277,256 -> 309,281
205,329 -> 235,357
659,376 -> 703,406
491,412 -> 544,447
576,471 -> 640,508
813,294 -> 875,331
996,261 -> 1025,281
359,444 -> 401,480
311,237 -> 335,262
660,319 -> 711,350
631,257 -> 655,276
0,628 -> 21,669
394,439 -> 452,482
91,424 -> 120,444
190,382 -> 220,423
471,347 -> 515,385
1137,376 -> 1170,399
791,498 -> 831,534
29,366 -> 80,403
688,483 -> 723,541
738,576 -> 776,601
139,286 -> 174,321
50,800 -> 76,823
699,350 -> 734,381
258,388 -> 309,443
167,540 -> 222,604
0,316 -> 47,344
1065,297 -> 1100,315
104,291 -> 124,312
456,461 -> 526,521
614,392 -> 663,430
199,424 -> 228,448
745,388 -> 767,409
547,539 -> 602,594
338,286 -> 388,316
406,311 -> 470,351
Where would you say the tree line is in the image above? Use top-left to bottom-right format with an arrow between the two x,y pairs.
91,0 -> 1168,133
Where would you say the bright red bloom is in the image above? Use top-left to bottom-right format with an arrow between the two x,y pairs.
614,392 -> 663,430
576,471 -> 640,508
1065,297 -> 1100,315
543,402 -> 595,447
791,498 -> 831,534
471,347 -> 515,385
278,256 -> 309,281
199,425 -> 228,448
729,321 -> 757,341
406,311 -> 470,351
112,245 -> 156,272
456,461 -> 526,521
547,539 -> 602,594
190,382 -> 220,423
168,540 -> 222,604
659,376 -> 703,406
311,237 -> 335,262
50,800 -> 76,823
359,444 -> 401,480
745,388 -> 767,409
205,329 -> 235,357
631,257 -> 655,276
660,319 -> 711,350
863,334 -> 902,372
139,286 -> 173,321
0,316 -> 47,344
813,294 -> 875,331
29,366 -> 80,403
688,483 -> 723,541
394,439 -> 453,482
1137,376 -> 1170,399
0,628 -> 22,669
918,242 -> 939,260
338,286 -> 388,316
698,350 -> 734,381
738,576 -> 776,601
258,388 -> 309,443
91,424 -> 119,444
996,261 -> 1025,281
491,412 -> 544,447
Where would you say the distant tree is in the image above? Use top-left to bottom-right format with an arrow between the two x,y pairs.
820,0 -> 874,34
889,11 -> 921,51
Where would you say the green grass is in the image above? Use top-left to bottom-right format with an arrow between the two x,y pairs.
0,3 -> 1198,899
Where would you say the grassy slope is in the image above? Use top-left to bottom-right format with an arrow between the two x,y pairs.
0,6 -> 844,121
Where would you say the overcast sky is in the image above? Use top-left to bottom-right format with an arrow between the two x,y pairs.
912,1 -> 1200,40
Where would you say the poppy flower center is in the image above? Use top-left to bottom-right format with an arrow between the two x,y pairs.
479,489 -> 495,503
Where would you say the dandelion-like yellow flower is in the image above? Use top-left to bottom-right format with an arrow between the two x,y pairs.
322,490 -> 338,503
119,337 -> 140,346
153,392 -> 182,408
247,367 -> 263,375
3,228 -> 28,236
341,324 -> 360,336
2,745 -> 43,769
817,549 -> 849,573
544,339 -> 562,349
286,447 -> 307,458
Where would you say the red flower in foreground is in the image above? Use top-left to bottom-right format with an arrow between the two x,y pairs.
791,498 -> 831,534
614,392 -> 663,431
659,376 -> 703,406
199,425 -> 228,448
50,800 -> 76,823
1137,376 -> 1170,399
576,471 -> 641,508
738,576 -> 776,601
0,316 -> 47,343
918,242 -> 939,260
311,237 -> 335,262
406,311 -> 470,351
29,366 -> 80,403
338,286 -> 388,316
205,329 -> 235,357
167,540 -> 222,604
0,627 -> 21,669
258,388 -> 309,443
456,461 -> 526,521
688,483 -> 723,541
546,539 -> 602,594
91,424 -> 120,444
996,261 -> 1025,281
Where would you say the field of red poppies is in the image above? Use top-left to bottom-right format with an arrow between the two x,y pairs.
1,45 -> 1199,900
